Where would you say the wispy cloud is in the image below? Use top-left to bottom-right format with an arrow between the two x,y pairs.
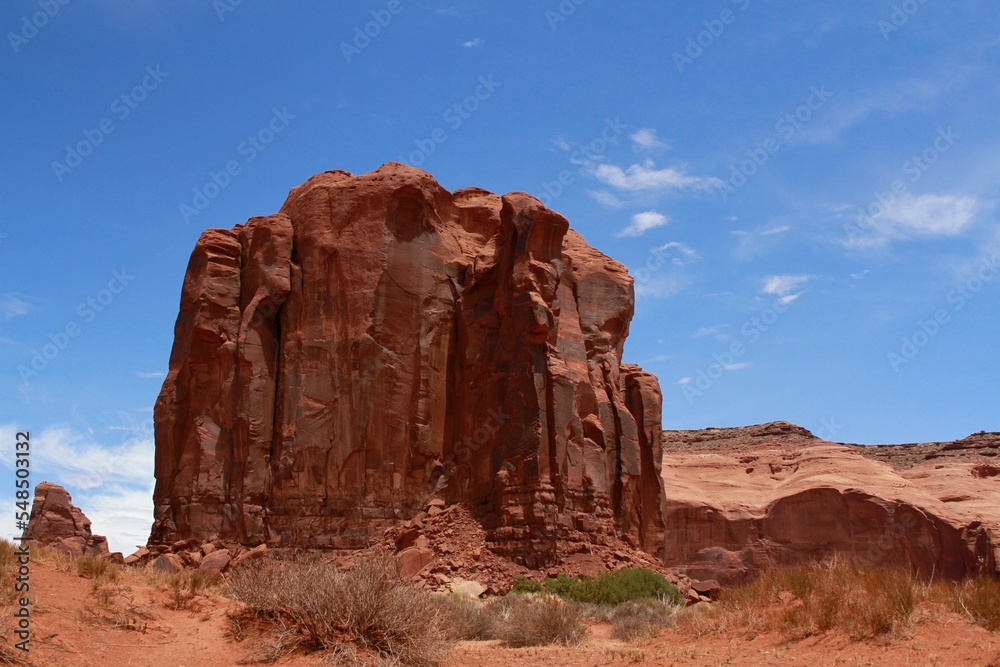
762,274 -> 812,304
847,193 -> 985,248
630,128 -> 669,152
731,223 -> 792,260
635,275 -> 683,300
589,190 -> 625,208
618,210 -> 669,237
137,371 -> 166,379
594,160 -> 723,193
0,293 -> 33,320
723,362 -> 753,372
462,38 -> 482,48
653,241 -> 700,266
677,376 -> 693,385
796,74 -> 962,144
693,324 -> 731,339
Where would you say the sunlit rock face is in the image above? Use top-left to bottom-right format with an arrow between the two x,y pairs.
150,163 -> 666,566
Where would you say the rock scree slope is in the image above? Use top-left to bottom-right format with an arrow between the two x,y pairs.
150,163 -> 667,567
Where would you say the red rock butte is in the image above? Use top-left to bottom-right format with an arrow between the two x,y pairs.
151,163 -> 666,567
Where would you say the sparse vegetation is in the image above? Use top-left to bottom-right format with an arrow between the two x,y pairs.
438,595 -> 499,641
498,595 -> 588,647
76,554 -> 118,582
79,580 -> 152,633
953,576 -> 1000,632
697,559 -> 918,641
165,569 -> 215,610
226,548 -> 449,665
515,568 -> 682,606
609,598 -> 681,641
0,539 -> 16,602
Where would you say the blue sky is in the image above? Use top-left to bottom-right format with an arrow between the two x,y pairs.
2,1 -> 998,552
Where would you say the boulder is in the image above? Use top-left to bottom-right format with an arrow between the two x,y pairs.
199,549 -> 232,576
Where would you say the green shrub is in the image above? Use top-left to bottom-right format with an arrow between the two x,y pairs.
539,568 -> 682,606
511,575 -> 543,594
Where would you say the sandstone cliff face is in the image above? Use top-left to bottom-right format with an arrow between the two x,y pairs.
24,482 -> 110,558
151,163 -> 666,565
661,423 -> 999,582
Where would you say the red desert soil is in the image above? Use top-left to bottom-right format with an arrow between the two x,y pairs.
8,556 -> 998,667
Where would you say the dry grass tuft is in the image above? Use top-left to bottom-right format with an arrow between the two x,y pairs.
953,576 -> 1000,632
692,559 -> 918,641
165,569 -> 216,610
226,548 -> 450,666
76,554 -> 119,582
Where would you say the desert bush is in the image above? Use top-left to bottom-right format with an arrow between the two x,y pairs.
76,554 -> 118,582
438,595 -> 498,641
528,568 -> 681,606
609,598 -> 681,641
715,559 -> 917,640
954,576 -> 1000,632
227,548 -> 449,665
498,594 -> 588,647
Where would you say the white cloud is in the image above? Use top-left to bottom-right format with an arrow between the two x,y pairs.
677,377 -> 693,385
762,226 -> 791,235
652,241 -> 700,266
630,128 -> 670,151
462,38 -> 482,48
0,293 -> 33,320
879,193 -> 980,236
77,483 -> 154,554
763,274 -> 811,296
848,194 -> 985,248
618,210 -> 669,238
594,161 -> 722,193
137,371 -> 166,379
723,362 -> 752,372
762,274 -> 812,304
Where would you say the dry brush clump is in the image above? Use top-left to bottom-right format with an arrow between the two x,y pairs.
694,559 -> 919,641
608,598 -> 682,641
495,594 -> 588,648
953,576 -> 1000,632
76,554 -> 119,582
226,548 -> 450,666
